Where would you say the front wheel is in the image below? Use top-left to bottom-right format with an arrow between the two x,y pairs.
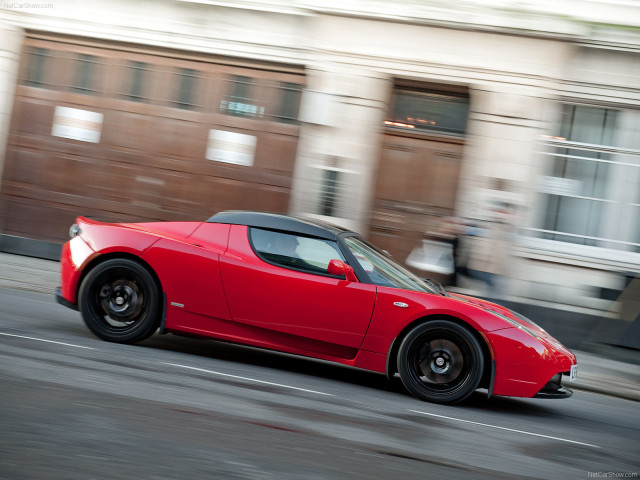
397,320 -> 484,404
78,258 -> 161,343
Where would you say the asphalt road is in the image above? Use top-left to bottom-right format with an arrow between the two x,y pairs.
0,287 -> 638,480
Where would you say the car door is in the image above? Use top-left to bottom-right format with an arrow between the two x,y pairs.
220,225 -> 376,357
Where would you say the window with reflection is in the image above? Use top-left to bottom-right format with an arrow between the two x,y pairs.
541,105 -> 617,245
173,67 -> 199,110
276,82 -> 302,124
250,228 -> 345,275
221,75 -> 264,118
23,47 -> 49,88
344,237 -> 437,293
386,87 -> 469,135
71,54 -> 99,95
122,61 -> 148,102
534,104 -> 640,253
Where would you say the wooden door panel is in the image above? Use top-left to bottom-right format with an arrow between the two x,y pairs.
370,131 -> 464,280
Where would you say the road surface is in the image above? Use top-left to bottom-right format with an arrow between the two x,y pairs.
0,288 -> 638,480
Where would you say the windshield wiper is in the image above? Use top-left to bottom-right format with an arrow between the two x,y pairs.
423,278 -> 449,296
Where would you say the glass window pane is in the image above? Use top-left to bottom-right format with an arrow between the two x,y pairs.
539,104 -> 623,247
24,47 -> 49,88
220,75 -> 263,118
276,82 -> 302,124
387,88 -> 469,135
174,68 -> 199,110
319,169 -> 339,217
123,61 -> 147,102
569,106 -> 607,144
231,75 -> 251,100
250,228 -> 345,274
71,54 -> 99,95
343,237 -> 435,293
559,153 -> 610,198
542,196 -> 603,246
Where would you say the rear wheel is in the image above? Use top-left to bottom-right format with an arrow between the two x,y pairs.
78,258 -> 161,343
397,320 -> 484,404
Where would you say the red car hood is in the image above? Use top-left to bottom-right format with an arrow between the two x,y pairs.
448,293 -> 512,316
448,292 -> 547,334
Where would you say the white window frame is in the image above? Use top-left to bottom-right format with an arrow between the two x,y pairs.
520,106 -> 640,272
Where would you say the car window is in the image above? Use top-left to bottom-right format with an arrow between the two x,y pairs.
250,228 -> 345,275
344,236 -> 436,293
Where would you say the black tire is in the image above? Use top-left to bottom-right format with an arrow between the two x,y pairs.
78,258 -> 161,343
397,320 -> 484,404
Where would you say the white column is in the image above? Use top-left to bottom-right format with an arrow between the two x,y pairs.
290,64 -> 389,234
0,23 -> 23,189
457,85 -> 549,223
455,85 -> 549,296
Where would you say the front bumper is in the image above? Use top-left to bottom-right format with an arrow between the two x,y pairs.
486,327 -> 577,398
55,287 -> 78,311
534,373 -> 573,399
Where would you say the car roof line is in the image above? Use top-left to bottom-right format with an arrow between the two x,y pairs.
207,211 -> 353,240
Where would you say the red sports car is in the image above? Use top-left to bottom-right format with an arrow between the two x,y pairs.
56,211 -> 578,404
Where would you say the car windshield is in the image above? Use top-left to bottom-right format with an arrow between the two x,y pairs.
343,236 -> 438,294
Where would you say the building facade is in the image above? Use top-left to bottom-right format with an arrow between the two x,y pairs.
1,0 -> 639,348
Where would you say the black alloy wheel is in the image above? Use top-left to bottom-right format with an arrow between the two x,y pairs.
397,320 -> 485,404
78,258 -> 161,343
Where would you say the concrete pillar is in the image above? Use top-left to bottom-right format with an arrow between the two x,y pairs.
455,85 -> 550,296
290,64 -> 389,234
0,23 -> 23,190
457,85 -> 550,223
0,23 -> 23,238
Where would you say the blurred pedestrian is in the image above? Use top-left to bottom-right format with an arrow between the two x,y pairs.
464,201 -> 514,298
435,216 -> 465,287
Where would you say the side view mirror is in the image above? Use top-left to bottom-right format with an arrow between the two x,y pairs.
327,259 -> 358,282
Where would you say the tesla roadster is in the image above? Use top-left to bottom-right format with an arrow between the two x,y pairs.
56,211 -> 577,404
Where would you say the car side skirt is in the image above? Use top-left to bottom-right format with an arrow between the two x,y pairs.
164,309 -> 362,362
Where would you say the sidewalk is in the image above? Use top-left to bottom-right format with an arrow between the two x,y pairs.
1,251 -> 638,402
0,251 -> 59,295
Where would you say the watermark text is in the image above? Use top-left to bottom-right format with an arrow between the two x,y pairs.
588,473 -> 638,479
3,2 -> 54,9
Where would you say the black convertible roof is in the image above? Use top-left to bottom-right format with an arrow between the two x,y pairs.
207,211 -> 353,240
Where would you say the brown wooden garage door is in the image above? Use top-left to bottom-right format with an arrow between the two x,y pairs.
0,34 -> 304,243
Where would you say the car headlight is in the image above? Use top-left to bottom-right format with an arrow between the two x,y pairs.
69,224 -> 82,238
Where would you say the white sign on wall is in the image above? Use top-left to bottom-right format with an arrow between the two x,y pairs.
52,106 -> 103,143
206,129 -> 257,166
538,176 -> 582,196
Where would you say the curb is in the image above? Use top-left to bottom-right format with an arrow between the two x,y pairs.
570,383 -> 640,402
